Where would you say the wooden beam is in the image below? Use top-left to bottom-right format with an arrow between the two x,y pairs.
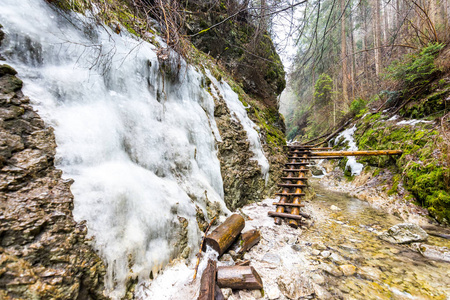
275,193 -> 305,197
198,259 -> 216,300
203,214 -> 245,256
273,202 -> 305,207
280,177 -> 308,181
310,150 -> 402,156
277,183 -> 307,188
268,210 -> 311,219
217,266 -> 263,290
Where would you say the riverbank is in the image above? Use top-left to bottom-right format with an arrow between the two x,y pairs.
136,180 -> 450,299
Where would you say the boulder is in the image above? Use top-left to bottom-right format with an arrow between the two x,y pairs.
411,243 -> 450,262
378,223 -> 428,244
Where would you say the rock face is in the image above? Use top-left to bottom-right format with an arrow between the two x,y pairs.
0,59 -> 106,299
211,83 -> 284,210
378,223 -> 428,244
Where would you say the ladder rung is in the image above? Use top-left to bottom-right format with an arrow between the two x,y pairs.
281,177 -> 308,181
273,202 -> 305,207
282,169 -> 310,172
278,183 -> 307,188
275,193 -> 306,197
285,162 -> 309,166
287,156 -> 310,160
268,211 -> 304,220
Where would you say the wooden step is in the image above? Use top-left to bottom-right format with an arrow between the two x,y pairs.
281,177 -> 308,181
285,162 -> 309,166
277,183 -> 307,188
287,156 -> 310,160
308,156 -> 343,159
275,193 -> 306,197
268,211 -> 311,220
273,202 -> 305,207
282,169 -> 310,172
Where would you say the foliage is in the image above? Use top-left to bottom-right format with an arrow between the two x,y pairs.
313,74 -> 333,108
349,98 -> 367,116
384,43 -> 445,87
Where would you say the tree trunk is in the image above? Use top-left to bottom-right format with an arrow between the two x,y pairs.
340,0 -> 348,104
237,229 -> 261,255
374,0 -> 382,76
217,266 -> 263,290
203,214 -> 245,256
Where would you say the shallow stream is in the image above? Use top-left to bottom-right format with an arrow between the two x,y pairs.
301,180 -> 450,299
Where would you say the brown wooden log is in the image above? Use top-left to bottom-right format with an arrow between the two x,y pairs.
285,162 -> 309,166
275,193 -> 305,197
237,229 -> 261,255
203,214 -> 245,256
281,177 -> 308,181
310,150 -> 403,156
198,259 -> 216,300
273,202 -> 305,207
282,169 -> 311,172
268,210 -> 311,220
277,183 -> 307,188
236,260 -> 250,266
308,156 -> 343,159
217,266 -> 263,290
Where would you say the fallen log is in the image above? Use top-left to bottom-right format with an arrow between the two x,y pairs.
268,211 -> 311,220
237,229 -> 261,255
310,150 -> 402,156
203,214 -> 245,256
217,266 -> 263,290
198,259 -> 216,300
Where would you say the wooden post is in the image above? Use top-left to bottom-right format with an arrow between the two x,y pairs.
237,229 -> 261,255
203,214 -> 245,256
217,266 -> 263,290
198,259 -> 216,300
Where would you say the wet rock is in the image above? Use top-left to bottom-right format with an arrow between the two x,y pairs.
311,273 -> 325,285
329,253 -> 346,265
357,266 -> 383,281
311,165 -> 324,176
319,263 -> 343,277
339,264 -> 356,276
221,288 -> 233,299
277,274 -> 314,299
320,251 -> 331,258
266,284 -> 281,299
311,249 -> 321,256
291,244 -> 302,251
262,253 -> 281,265
313,283 -> 332,300
411,243 -> 450,262
330,205 -> 341,211
312,243 -> 327,250
0,66 -> 106,299
378,223 -> 428,244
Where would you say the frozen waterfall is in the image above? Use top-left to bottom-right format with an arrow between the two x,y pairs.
0,0 -> 269,298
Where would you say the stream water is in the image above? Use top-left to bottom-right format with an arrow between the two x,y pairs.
298,181 -> 450,299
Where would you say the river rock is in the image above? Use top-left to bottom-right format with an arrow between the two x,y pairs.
277,274 -> 314,299
265,284 -> 281,299
357,266 -> 383,281
313,283 -> 332,300
339,264 -> 356,276
311,165 -> 324,176
262,253 -> 281,265
221,288 -> 233,299
411,243 -> 450,262
330,205 -> 341,211
378,223 -> 428,244
319,263 -> 343,277
329,252 -> 346,264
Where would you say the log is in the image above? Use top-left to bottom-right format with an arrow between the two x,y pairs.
198,259 -> 216,300
217,266 -> 263,290
275,193 -> 306,197
282,169 -> 311,172
281,177 -> 308,181
236,260 -> 250,266
273,202 -> 305,207
277,183 -> 307,188
308,156 -> 343,159
310,150 -> 402,156
268,210 -> 311,220
285,162 -> 309,166
237,229 -> 261,254
203,214 -> 245,256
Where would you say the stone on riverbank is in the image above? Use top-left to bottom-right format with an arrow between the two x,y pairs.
378,223 -> 428,244
411,243 -> 450,262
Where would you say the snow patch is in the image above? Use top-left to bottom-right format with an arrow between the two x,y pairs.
334,126 -> 364,176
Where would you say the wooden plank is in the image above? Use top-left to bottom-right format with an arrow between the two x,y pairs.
198,259 -> 216,300
308,156 -> 343,159
285,162 -> 309,166
310,150 -> 403,156
281,177 -> 308,181
277,183 -> 307,188
275,193 -> 306,197
268,210 -> 311,219
203,214 -> 245,256
273,202 -> 305,207
282,169 -> 310,172
217,266 -> 263,290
